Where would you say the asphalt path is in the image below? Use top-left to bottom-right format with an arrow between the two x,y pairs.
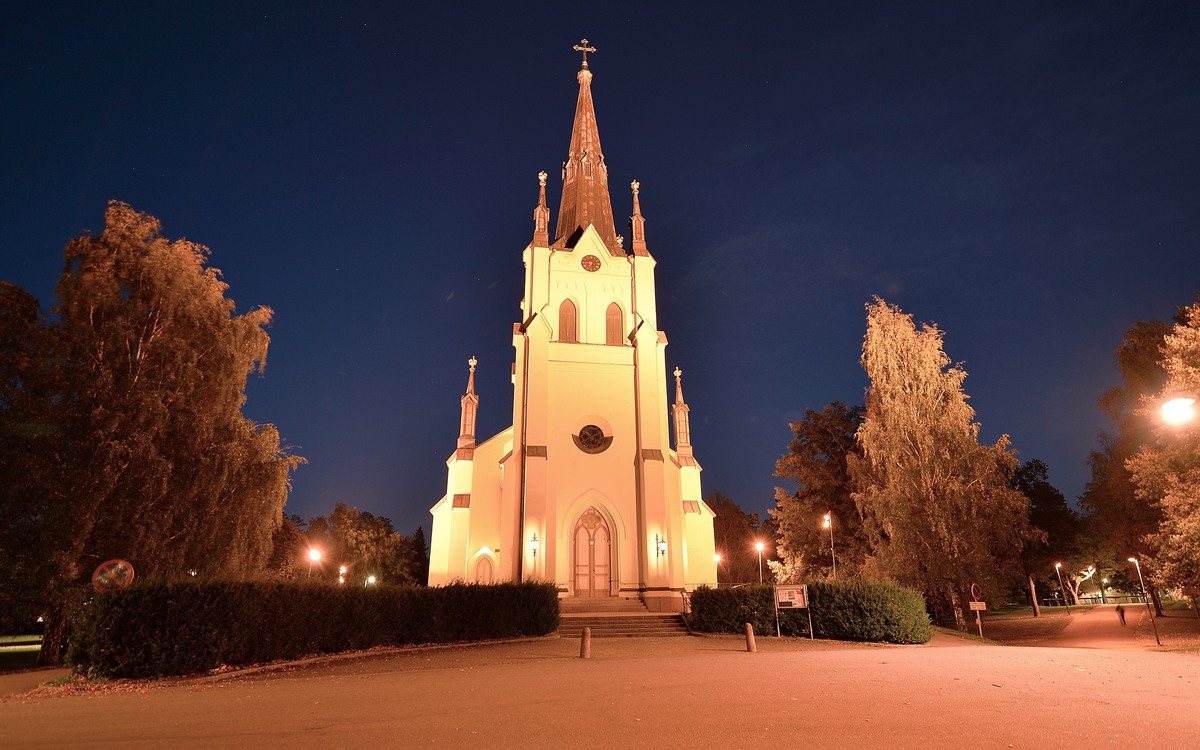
1038,602 -> 1150,649
2,633 -> 1198,748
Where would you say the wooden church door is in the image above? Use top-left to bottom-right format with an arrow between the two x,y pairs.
474,556 -> 493,584
573,508 -> 611,597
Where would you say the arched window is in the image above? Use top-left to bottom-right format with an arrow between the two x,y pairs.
606,303 -> 623,346
559,299 -> 578,343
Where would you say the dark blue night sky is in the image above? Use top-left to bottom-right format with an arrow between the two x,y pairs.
4,3 -> 1199,535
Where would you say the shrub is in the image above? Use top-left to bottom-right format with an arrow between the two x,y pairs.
67,580 -> 559,678
689,580 -> 932,644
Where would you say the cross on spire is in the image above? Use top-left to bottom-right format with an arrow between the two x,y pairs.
574,38 -> 596,68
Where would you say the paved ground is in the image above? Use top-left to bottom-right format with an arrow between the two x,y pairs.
2,631 -> 1199,748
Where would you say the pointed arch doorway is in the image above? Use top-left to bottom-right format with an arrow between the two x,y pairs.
573,507 -> 612,597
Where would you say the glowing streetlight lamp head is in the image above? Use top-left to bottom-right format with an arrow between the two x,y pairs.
1055,562 -> 1062,569
755,541 -> 765,553
365,575 -> 377,586
714,553 -> 722,563
307,548 -> 323,563
1161,397 -> 1197,425
822,513 -> 831,529
1128,557 -> 1138,563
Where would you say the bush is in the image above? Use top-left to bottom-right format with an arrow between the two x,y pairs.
689,580 -> 932,644
66,580 -> 559,678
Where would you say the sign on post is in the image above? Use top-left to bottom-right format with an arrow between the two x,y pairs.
969,582 -> 986,639
773,584 -> 814,639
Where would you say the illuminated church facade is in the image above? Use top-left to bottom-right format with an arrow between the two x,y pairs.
427,44 -> 717,611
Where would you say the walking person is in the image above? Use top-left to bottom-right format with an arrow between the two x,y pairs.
1116,603 -> 1126,626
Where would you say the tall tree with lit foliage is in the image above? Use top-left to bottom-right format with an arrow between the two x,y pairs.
1078,318 -> 1171,614
0,202 -> 302,664
771,402 -> 869,581
1127,298 -> 1200,603
850,298 -> 1034,628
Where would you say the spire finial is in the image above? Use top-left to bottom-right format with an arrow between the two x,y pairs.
469,356 -> 477,371
538,171 -> 548,187
574,38 -> 596,69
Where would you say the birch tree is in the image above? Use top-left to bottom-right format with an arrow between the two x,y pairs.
0,202 -> 303,664
850,298 -> 1034,628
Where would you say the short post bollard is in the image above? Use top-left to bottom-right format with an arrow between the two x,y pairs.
744,622 -> 756,653
580,626 -> 591,659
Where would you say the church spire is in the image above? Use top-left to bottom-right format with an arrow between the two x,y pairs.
458,356 -> 479,451
629,179 -> 649,257
556,39 -> 619,254
672,367 -> 692,453
533,171 -> 550,247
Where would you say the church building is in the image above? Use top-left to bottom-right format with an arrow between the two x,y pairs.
427,43 -> 717,611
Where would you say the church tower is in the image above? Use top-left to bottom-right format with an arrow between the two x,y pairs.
428,42 -> 717,610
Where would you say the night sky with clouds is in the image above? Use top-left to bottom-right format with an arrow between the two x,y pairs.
4,3 -> 1198,536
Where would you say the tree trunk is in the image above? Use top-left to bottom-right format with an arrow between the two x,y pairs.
1028,575 -> 1041,617
949,585 -> 966,631
1150,587 -> 1164,617
37,605 -> 67,668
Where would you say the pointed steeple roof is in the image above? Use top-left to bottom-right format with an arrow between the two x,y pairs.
672,366 -> 693,454
556,39 -> 619,255
458,356 -> 479,452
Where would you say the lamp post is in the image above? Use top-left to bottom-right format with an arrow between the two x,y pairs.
755,541 -> 765,585
1054,562 -> 1071,614
1128,557 -> 1162,646
1100,577 -> 1108,605
822,512 -> 837,581
307,547 -> 322,578
713,553 -> 722,586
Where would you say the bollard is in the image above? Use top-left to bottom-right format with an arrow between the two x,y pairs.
580,626 -> 592,659
744,622 -> 756,653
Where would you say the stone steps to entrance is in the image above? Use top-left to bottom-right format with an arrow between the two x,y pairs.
557,597 -> 689,637
559,596 -> 649,614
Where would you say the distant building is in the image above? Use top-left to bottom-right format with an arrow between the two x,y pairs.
428,43 -> 717,610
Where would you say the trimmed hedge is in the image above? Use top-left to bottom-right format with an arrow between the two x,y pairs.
689,580 -> 932,644
66,580 -> 559,678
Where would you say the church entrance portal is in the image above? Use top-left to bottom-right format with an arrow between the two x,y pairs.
573,508 -> 611,597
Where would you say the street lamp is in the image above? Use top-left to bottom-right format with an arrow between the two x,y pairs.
755,541 -> 765,585
1127,557 -> 1162,646
713,553 -> 722,586
1161,396 -> 1196,426
822,512 -> 837,581
307,547 -> 323,578
1100,577 -> 1108,604
1054,562 -> 1071,614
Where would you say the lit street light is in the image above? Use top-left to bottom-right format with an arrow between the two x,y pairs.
822,513 -> 837,581
755,541 -> 765,585
1054,563 -> 1071,614
1161,396 -> 1196,425
713,553 -> 722,586
1127,557 -> 1162,646
307,547 -> 323,578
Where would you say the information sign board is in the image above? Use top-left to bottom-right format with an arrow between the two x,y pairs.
776,585 -> 808,609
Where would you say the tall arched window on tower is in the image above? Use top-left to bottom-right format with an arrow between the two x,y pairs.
559,299 -> 578,343
606,303 -> 623,346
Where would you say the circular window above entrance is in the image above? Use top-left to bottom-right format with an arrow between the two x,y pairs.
573,424 -> 613,454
